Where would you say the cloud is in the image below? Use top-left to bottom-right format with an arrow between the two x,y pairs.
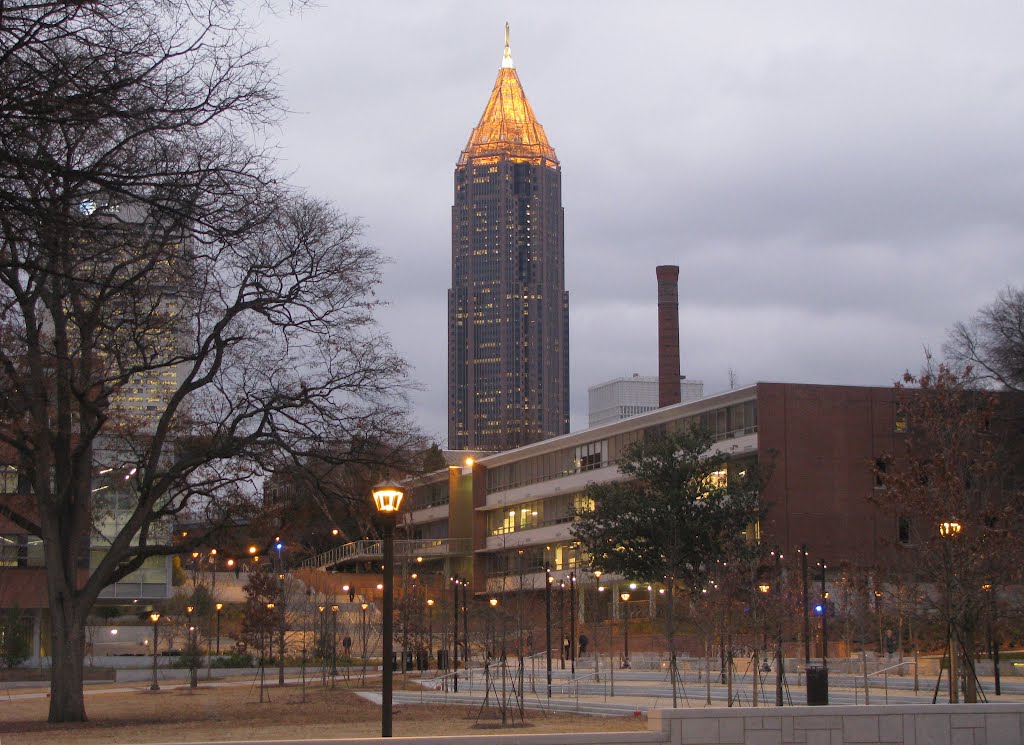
260,2 -> 1024,441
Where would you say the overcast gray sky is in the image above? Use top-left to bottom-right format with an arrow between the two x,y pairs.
259,2 -> 1024,445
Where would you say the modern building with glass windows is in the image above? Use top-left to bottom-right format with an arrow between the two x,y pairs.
448,27 -> 569,451
397,383 -> 914,595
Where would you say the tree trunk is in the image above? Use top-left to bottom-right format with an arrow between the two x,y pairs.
962,626 -> 978,703
49,597 -> 87,722
665,581 -> 677,708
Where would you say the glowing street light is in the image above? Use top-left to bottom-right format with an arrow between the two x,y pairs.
185,605 -> 197,688
149,612 -> 161,691
618,593 -> 626,671
939,520 -> 962,537
371,480 -> 405,738
214,603 -> 224,655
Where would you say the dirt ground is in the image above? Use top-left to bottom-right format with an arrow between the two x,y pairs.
0,679 -> 648,744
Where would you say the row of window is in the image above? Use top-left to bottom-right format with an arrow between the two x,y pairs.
0,534 -> 45,567
485,400 -> 759,494
482,541 -> 586,577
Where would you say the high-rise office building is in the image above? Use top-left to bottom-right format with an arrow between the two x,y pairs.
448,27 -> 569,451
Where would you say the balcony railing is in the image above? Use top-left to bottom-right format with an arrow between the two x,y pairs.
301,537 -> 473,570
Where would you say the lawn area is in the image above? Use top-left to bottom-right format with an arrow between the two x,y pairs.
0,679 -> 648,744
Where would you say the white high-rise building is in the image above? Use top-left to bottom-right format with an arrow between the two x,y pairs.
587,375 -> 703,428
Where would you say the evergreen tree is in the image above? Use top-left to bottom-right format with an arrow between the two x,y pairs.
572,425 -> 766,696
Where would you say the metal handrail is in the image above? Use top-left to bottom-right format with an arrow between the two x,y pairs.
868,660 -> 917,678
301,537 -> 473,569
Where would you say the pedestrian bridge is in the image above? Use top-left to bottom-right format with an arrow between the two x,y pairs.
301,538 -> 472,571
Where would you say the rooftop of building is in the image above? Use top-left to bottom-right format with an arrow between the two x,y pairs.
458,24 -> 558,167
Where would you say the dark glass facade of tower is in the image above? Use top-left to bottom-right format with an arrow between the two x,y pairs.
448,42 -> 569,451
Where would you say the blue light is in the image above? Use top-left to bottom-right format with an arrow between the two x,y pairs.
275,542 -> 283,550
814,604 -> 824,614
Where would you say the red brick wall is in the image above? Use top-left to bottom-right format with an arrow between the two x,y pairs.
757,383 -> 902,566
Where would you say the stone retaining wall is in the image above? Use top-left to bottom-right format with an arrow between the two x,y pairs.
146,704 -> 1024,745
648,703 -> 1024,745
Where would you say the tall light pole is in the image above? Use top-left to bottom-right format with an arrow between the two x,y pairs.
462,578 -> 469,670
488,596 -> 498,660
939,519 -> 962,703
757,582 -> 770,708
559,579 -> 565,670
569,572 -> 576,676
274,541 -> 286,686
372,480 -> 405,738
620,592 -> 631,668
331,604 -> 339,676
544,564 -> 553,697
214,603 -> 223,655
593,570 -> 603,682
772,549 -> 784,707
149,612 -> 161,691
426,599 -> 435,661
800,545 -> 810,665
360,602 -> 369,671
820,563 -> 828,668
318,604 -> 327,685
185,604 -> 197,688
452,577 -> 460,692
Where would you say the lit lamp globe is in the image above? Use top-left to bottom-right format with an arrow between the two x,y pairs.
939,520 -> 962,537
372,481 -> 405,515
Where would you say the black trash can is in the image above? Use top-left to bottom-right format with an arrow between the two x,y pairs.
437,649 -> 449,670
806,665 -> 829,705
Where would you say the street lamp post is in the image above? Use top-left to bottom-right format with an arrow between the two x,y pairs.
800,545 -> 810,665
756,582 -> 771,708
360,602 -> 369,673
452,577 -> 460,692
620,592 -> 631,668
820,563 -> 828,668
317,605 -> 327,686
150,612 -> 161,691
263,602 -> 274,697
185,605 -> 197,688
488,596 -> 499,660
771,549 -> 784,706
331,605 -> 339,677
371,480 -> 405,738
426,599 -> 435,661
544,565 -> 552,697
215,603 -> 223,655
592,569 -> 603,683
569,572 -> 576,676
462,579 -> 469,669
559,579 -> 565,670
874,590 -> 884,659
939,519 -> 962,703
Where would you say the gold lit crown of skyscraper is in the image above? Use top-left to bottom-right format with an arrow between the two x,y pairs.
459,24 -> 558,167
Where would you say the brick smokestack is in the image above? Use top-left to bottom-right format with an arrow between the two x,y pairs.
657,265 -> 681,407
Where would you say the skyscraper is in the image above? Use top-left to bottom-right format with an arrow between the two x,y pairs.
449,26 -> 569,451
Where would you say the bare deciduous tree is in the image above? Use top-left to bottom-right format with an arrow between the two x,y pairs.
946,286 -> 1024,392
0,0 -> 418,721
871,364 -> 1023,702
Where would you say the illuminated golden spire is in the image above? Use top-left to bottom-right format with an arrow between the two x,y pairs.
458,24 -> 557,166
